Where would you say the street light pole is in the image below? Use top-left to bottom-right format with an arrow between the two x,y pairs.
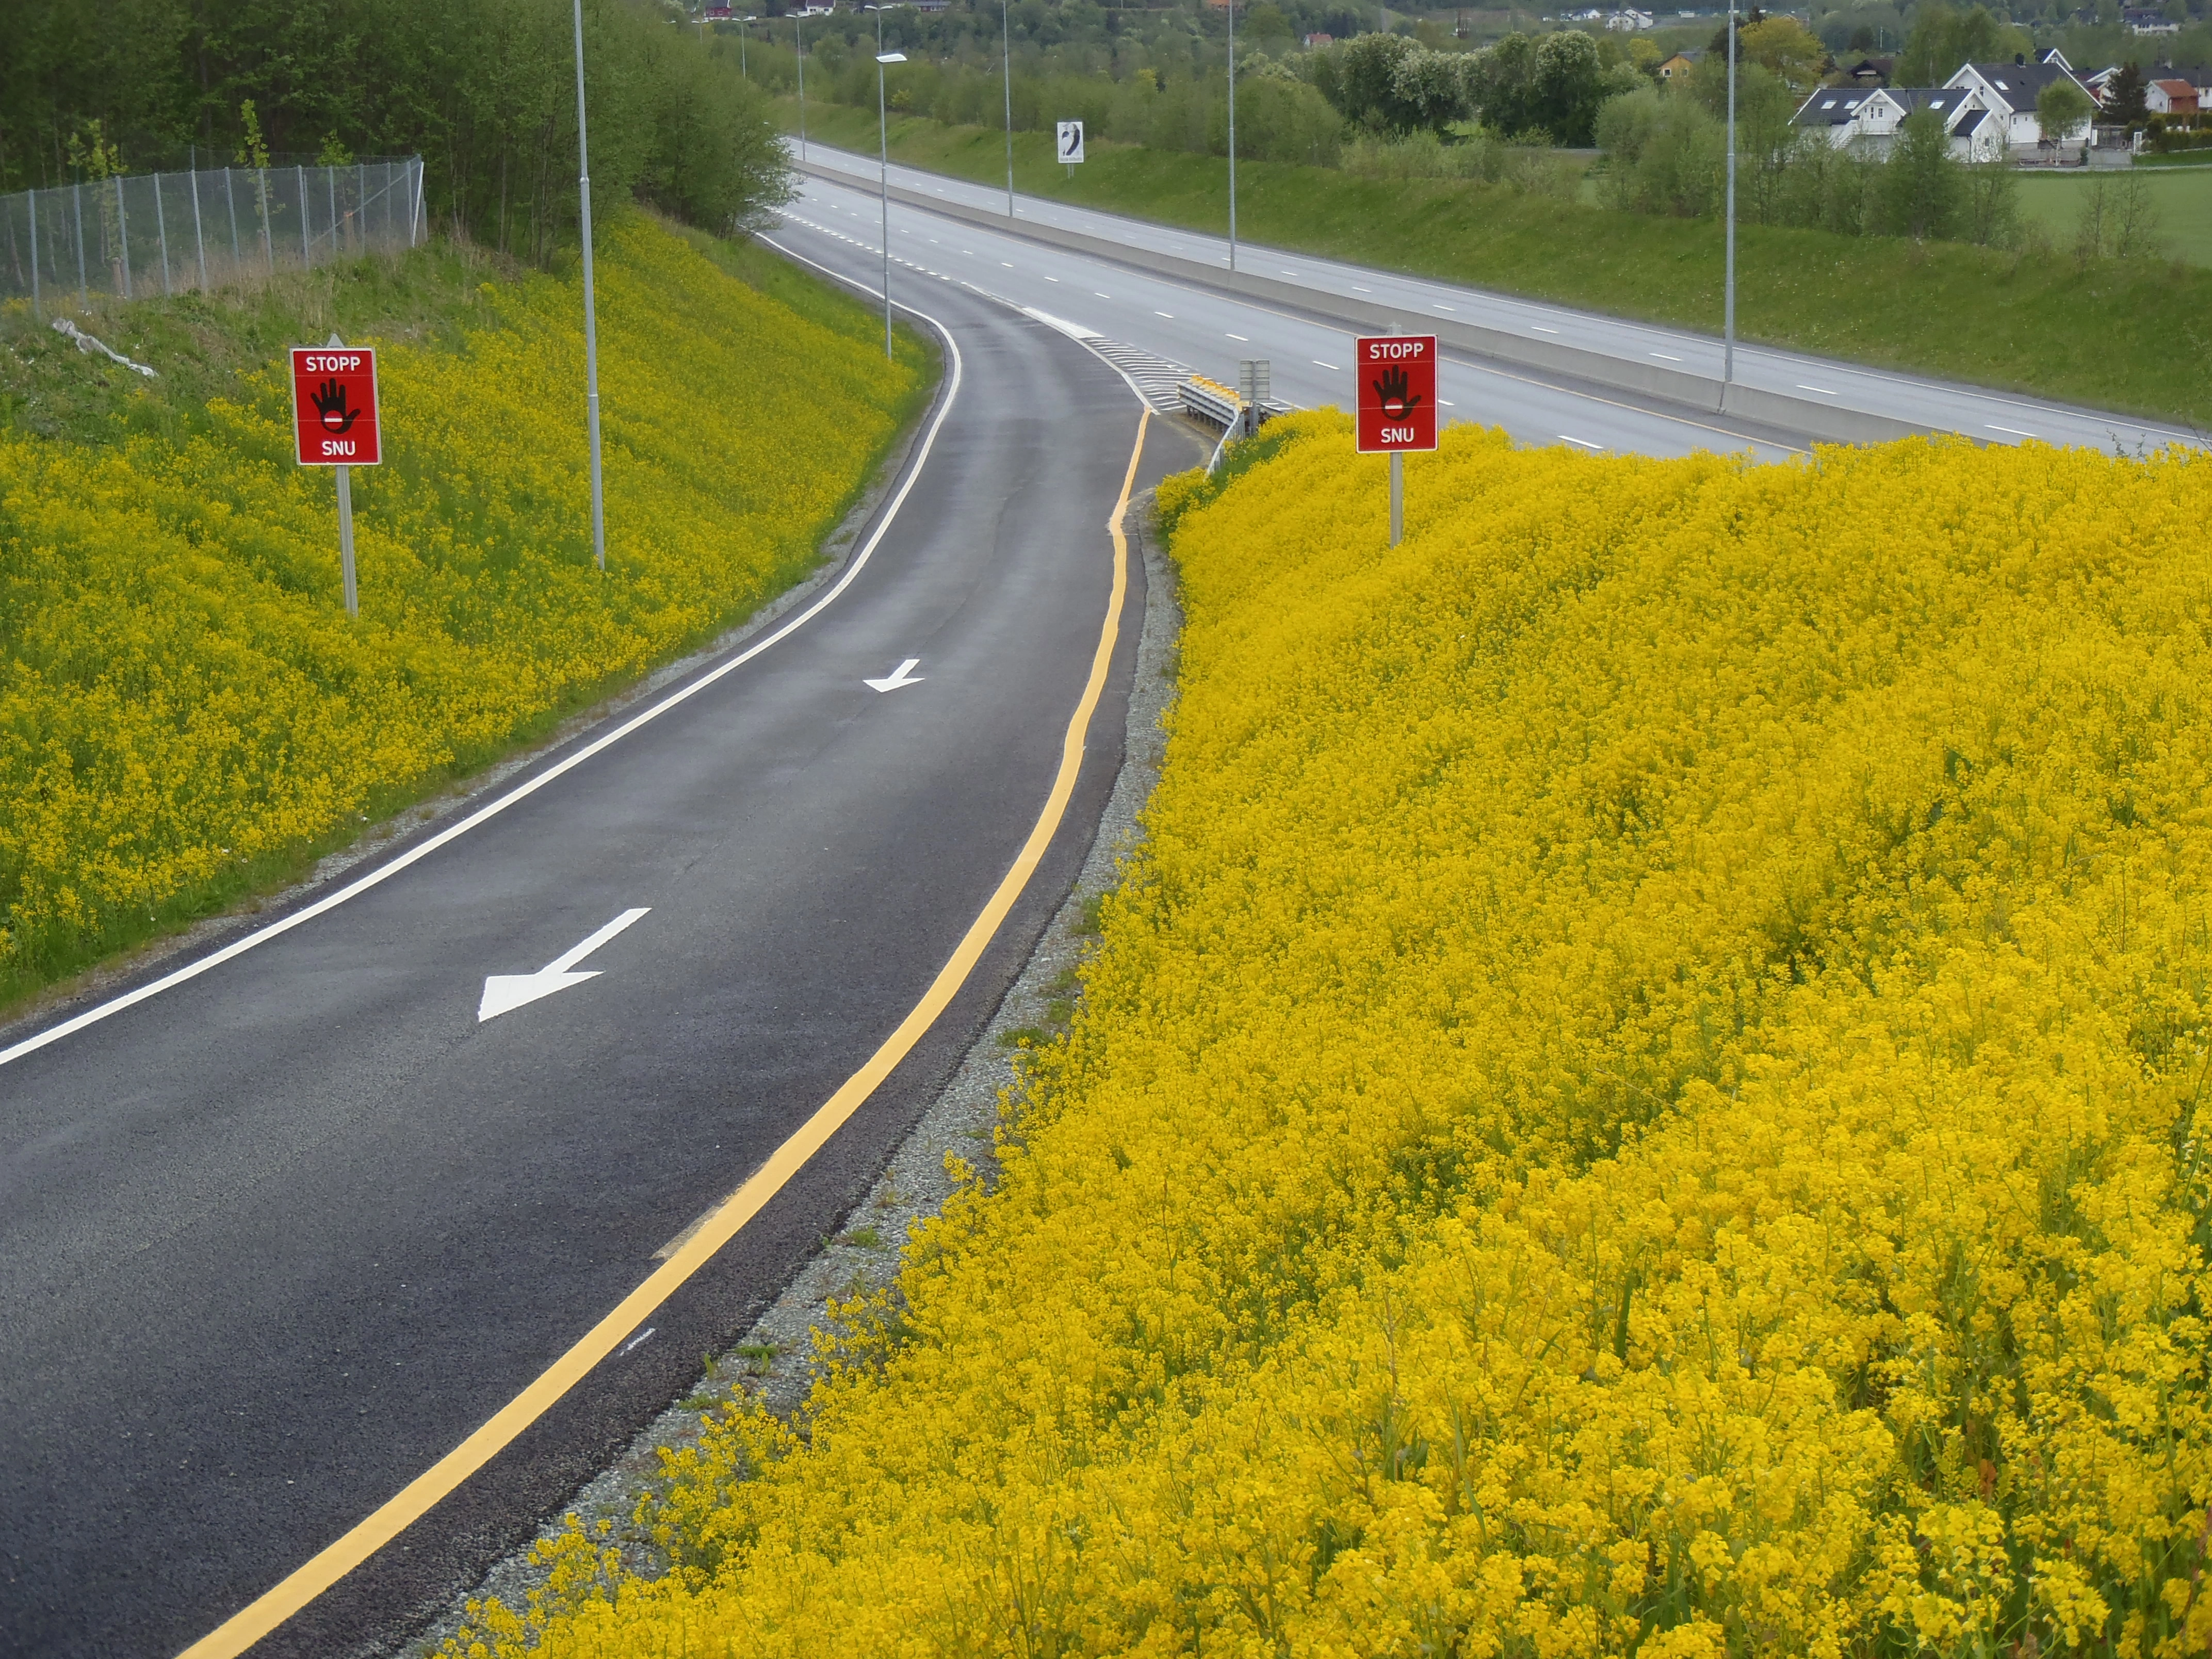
1001,0 -> 1016,216
1227,0 -> 1238,272
1723,0 -> 1737,388
877,51 -> 907,360
738,14 -> 756,79
571,0 -> 606,573
796,12 -> 809,162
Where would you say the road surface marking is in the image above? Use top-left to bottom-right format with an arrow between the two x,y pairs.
0,271 -> 969,1075
617,1328 -> 655,1356
1650,351 -> 1681,361
477,908 -> 649,1023
1094,291 -> 1111,298
1797,383 -> 1838,395
1313,361 -> 1339,370
1987,425 -> 2039,438
1532,326 -> 1559,334
1433,304 -> 1456,312
1561,434 -> 1602,448
173,404 -> 1156,1659
863,657 -> 925,693
1154,310 -> 1174,318
1226,333 -> 1248,341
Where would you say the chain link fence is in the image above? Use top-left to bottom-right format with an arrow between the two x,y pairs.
0,156 -> 425,316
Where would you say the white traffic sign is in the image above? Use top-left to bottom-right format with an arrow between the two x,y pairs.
1056,121 -> 1085,164
478,908 -> 649,1022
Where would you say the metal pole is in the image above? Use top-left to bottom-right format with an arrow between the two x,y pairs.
259,169 -> 273,271
298,164 -> 311,265
1723,0 -> 1736,388
880,59 -> 894,357
27,190 -> 40,321
1389,451 -> 1403,547
1002,0 -> 1015,216
226,168 -> 240,270
335,466 -> 359,614
1227,0 -> 1238,272
412,159 -> 424,246
190,165 -> 207,289
116,177 -> 131,298
329,166 -> 339,256
573,0 -> 608,573
155,173 -> 173,295
327,332 -> 359,616
73,182 -> 87,304
796,15 -> 808,162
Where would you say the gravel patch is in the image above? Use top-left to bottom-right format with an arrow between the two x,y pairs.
410,497 -> 1182,1654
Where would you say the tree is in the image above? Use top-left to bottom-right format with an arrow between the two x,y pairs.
2107,60 -> 2149,125
1894,2 -> 2024,87
1738,15 -> 1827,89
2036,75 -> 2094,146
1314,31 -> 1422,132
1391,47 -> 1473,135
1883,105 -> 1962,238
1468,29 -> 1630,144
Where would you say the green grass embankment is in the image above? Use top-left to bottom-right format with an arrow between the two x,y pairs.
783,98 -> 2210,429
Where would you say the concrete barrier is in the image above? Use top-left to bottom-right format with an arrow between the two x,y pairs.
791,156 -> 1939,449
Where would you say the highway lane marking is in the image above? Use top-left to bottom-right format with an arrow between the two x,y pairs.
174,396 -> 1156,1659
617,1328 -> 654,1356
863,657 -> 926,693
1532,325 -> 1559,334
1650,351 -> 1682,361
1154,310 -> 1174,318
478,908 -> 650,1023
1561,434 -> 1603,449
0,264 -> 969,1075
1797,383 -> 1839,395
1987,424 -> 2040,439
1313,361 -> 1340,370
1226,333 -> 1248,341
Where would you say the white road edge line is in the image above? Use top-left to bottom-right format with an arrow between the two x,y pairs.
0,268 -> 968,1072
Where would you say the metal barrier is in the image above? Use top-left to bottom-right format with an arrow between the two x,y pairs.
0,157 -> 426,315
1179,373 -> 1290,431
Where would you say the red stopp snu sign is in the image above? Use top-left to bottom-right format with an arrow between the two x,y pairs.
1354,334 -> 1438,454
290,346 -> 383,466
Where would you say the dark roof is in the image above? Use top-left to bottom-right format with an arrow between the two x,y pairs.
1796,88 -> 1878,124
1953,106 -> 1994,134
1961,60 -> 2080,106
1892,86 -> 1975,116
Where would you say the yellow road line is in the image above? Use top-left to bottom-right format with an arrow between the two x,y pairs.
177,405 -> 1153,1659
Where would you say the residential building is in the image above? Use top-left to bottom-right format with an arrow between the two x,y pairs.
1655,48 -> 1701,79
1945,58 -> 2097,145
1844,55 -> 1895,85
2148,76 -> 2201,112
2125,8 -> 2182,34
1792,84 -> 2004,159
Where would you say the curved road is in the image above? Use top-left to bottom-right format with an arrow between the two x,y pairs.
0,258 -> 1200,1654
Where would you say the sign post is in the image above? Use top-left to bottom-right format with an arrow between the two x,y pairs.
290,335 -> 383,616
1353,333 -> 1437,548
1056,120 -> 1085,176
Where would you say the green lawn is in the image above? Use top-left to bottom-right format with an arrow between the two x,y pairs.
2015,168 -> 2212,268
780,100 -> 2212,431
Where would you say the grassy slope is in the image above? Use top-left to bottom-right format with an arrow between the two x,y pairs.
0,222 -> 935,1017
2014,168 -> 2212,267
784,99 -> 2212,429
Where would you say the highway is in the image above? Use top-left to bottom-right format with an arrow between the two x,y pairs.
792,140 -> 2201,457
0,257 -> 1201,1654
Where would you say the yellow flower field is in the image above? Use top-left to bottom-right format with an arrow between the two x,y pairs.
0,219 -> 921,996
465,415 -> 2212,1657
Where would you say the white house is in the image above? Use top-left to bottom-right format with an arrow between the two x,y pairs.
1945,58 -> 2097,146
2148,76 -> 2202,113
1792,85 -> 2006,159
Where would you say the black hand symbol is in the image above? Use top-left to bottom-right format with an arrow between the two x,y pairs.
1371,365 -> 1422,419
311,379 -> 359,434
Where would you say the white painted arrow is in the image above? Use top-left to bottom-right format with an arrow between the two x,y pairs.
864,657 -> 925,693
478,907 -> 650,1023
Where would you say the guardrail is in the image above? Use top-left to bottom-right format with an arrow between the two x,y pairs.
1179,373 -> 1290,432
790,155 -> 1938,449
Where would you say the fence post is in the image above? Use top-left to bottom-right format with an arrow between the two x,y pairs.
297,164 -> 311,265
190,167 -> 207,290
27,190 -> 40,321
225,169 -> 239,269
411,159 -> 424,246
155,172 -> 173,296
116,175 -> 131,299
258,168 -> 272,272
328,166 -> 338,257
73,182 -> 87,304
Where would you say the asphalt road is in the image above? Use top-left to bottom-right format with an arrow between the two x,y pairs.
793,140 -> 2202,456
0,261 -> 1202,1655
